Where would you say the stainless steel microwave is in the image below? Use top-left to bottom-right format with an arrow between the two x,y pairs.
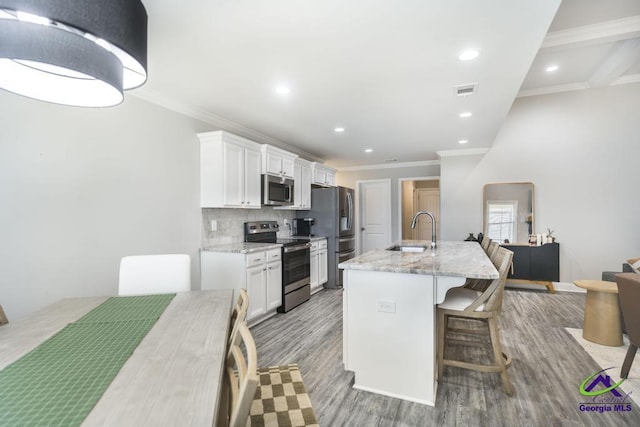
262,174 -> 294,206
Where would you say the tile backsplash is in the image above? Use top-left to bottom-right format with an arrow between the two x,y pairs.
202,208 -> 297,246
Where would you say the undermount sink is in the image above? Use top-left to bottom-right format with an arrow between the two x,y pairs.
386,245 -> 428,252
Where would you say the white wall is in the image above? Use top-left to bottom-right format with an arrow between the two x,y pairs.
336,164 -> 440,247
440,83 -> 640,282
0,91 -> 211,320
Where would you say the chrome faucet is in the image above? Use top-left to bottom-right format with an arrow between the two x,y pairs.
410,211 -> 437,249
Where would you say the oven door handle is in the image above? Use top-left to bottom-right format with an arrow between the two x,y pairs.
284,243 -> 311,253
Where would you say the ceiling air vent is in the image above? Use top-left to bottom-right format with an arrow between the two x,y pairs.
455,83 -> 477,97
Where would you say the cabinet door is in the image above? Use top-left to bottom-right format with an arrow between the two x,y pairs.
291,162 -> 303,209
266,260 -> 282,310
310,250 -> 319,289
318,248 -> 328,284
530,243 -> 560,281
222,141 -> 245,207
313,167 -> 326,185
325,170 -> 336,187
246,265 -> 267,320
300,163 -> 311,209
281,156 -> 295,178
264,152 -> 282,175
504,245 -> 530,279
244,147 -> 262,208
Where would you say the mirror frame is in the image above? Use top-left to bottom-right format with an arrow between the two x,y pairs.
483,182 -> 535,244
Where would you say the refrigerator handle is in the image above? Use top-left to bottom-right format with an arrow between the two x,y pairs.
347,191 -> 354,231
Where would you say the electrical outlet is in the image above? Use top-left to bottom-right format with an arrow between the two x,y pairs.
210,220 -> 217,231
377,300 -> 396,313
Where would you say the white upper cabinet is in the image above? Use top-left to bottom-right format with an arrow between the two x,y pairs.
261,145 -> 297,179
276,157 -> 312,210
199,131 -> 262,208
310,163 -> 337,187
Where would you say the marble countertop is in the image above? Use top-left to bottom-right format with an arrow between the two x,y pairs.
339,240 -> 498,279
201,242 -> 282,254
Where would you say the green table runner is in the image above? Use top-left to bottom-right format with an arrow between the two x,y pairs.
0,294 -> 175,427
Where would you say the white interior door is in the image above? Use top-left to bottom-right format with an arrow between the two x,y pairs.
413,188 -> 440,241
359,180 -> 391,253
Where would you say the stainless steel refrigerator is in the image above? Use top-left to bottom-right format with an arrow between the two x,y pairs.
298,186 -> 355,288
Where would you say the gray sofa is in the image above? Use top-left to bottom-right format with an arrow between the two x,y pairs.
602,263 -> 634,282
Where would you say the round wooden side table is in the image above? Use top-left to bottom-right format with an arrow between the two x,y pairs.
573,280 -> 623,346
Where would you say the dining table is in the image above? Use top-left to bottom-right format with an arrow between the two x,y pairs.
0,289 -> 233,426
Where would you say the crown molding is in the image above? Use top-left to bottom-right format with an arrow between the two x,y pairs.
129,87 -> 325,163
541,16 -> 640,50
517,73 -> 640,98
517,82 -> 590,98
611,73 -> 640,86
436,148 -> 489,158
337,160 -> 439,172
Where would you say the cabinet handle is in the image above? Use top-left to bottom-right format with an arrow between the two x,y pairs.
241,201 -> 245,204
254,258 -> 261,262
247,201 -> 250,205
263,267 -> 267,271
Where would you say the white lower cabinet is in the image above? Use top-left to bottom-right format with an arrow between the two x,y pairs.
310,239 -> 328,294
266,259 -> 283,310
201,248 -> 282,325
318,246 -> 328,285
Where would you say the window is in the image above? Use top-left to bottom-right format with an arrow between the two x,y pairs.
486,201 -> 517,243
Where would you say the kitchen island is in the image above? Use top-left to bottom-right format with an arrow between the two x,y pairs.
339,241 -> 498,406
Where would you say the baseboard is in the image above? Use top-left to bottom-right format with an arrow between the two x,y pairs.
506,281 -> 585,293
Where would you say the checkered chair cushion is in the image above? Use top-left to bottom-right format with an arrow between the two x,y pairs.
248,364 -> 319,427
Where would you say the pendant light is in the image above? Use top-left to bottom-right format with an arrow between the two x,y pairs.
0,0 -> 147,107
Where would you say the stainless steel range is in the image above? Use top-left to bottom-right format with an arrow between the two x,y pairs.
244,221 -> 311,312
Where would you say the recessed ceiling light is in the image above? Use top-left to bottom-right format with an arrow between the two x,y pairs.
458,49 -> 479,61
545,65 -> 559,73
334,127 -> 345,132
459,112 -> 473,118
364,148 -> 373,153
458,139 -> 468,144
275,85 -> 291,95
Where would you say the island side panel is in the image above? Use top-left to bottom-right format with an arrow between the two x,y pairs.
343,269 -> 437,405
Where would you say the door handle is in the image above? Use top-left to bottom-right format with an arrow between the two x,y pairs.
361,227 -> 365,231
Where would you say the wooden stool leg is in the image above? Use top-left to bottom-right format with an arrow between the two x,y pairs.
621,344 -> 638,379
544,281 -> 556,294
437,309 -> 446,380
488,316 -> 513,396
0,305 -> 7,326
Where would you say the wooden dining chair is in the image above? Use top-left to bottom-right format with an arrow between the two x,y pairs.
225,321 -> 259,427
0,304 -> 8,326
227,288 -> 249,351
480,235 -> 491,252
437,247 -> 514,395
615,273 -> 640,378
486,240 -> 499,259
118,254 -> 191,296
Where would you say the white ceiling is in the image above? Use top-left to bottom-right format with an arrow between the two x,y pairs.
133,0 -> 640,168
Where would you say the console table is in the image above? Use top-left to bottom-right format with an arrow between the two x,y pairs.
502,242 -> 559,293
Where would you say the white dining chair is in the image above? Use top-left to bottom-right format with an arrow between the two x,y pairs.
118,254 -> 191,296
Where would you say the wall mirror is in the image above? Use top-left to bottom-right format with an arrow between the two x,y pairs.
483,182 -> 534,244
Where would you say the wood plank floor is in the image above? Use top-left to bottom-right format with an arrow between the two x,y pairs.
250,288 -> 640,426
